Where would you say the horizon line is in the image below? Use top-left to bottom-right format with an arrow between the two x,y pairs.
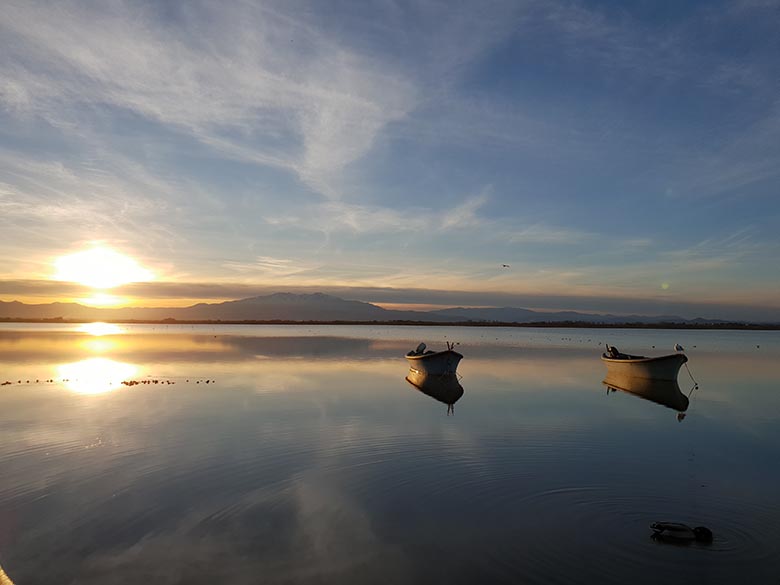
1,290 -> 779,324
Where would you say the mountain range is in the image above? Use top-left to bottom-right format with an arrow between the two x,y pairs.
0,292 -> 739,324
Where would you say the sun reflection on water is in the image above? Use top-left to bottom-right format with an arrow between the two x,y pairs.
81,338 -> 115,353
57,358 -> 139,395
78,322 -> 124,336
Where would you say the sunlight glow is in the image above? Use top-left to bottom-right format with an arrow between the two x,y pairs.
78,322 -> 123,336
81,338 -> 115,353
54,246 -> 153,289
81,293 -> 125,306
57,358 -> 138,395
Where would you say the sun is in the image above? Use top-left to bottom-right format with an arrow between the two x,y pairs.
54,246 -> 154,289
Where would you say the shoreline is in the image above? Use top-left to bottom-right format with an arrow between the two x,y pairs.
1,318 -> 778,330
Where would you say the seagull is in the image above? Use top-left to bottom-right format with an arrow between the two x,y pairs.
674,343 -> 685,352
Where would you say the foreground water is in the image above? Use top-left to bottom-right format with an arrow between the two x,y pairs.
1,323 -> 779,584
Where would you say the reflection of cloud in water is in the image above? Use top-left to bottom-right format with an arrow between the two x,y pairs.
39,441 -> 412,584
251,373 -> 308,393
462,355 -> 600,389
1,330 -> 598,364
57,358 -> 139,395
68,478 -> 411,585
287,474 -> 410,581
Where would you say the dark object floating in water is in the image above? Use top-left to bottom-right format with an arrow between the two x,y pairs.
650,522 -> 713,543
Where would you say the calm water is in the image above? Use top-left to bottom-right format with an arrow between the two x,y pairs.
1,324 -> 779,584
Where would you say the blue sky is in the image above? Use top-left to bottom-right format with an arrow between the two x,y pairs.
1,0 -> 779,319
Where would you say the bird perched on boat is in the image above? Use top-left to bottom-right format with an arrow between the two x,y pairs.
650,522 -> 712,543
674,343 -> 685,352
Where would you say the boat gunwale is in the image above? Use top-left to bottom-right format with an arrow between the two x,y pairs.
600,353 -> 687,365
405,349 -> 464,361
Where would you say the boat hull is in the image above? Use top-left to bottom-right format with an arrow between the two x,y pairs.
601,353 -> 687,382
405,350 -> 463,376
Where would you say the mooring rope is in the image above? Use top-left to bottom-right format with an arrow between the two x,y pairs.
683,361 -> 699,389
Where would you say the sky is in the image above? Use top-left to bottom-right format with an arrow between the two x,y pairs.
1,0 -> 779,320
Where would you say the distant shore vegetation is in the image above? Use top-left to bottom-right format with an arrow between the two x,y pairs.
1,317 -> 777,330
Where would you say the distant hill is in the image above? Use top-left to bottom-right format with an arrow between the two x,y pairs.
0,293 -> 739,325
0,293 -> 447,322
169,293 -> 452,322
429,306 -> 701,324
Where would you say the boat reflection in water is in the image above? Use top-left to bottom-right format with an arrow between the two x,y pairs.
603,373 -> 691,419
406,368 -> 464,415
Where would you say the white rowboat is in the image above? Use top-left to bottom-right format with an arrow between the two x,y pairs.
601,351 -> 687,382
405,343 -> 463,376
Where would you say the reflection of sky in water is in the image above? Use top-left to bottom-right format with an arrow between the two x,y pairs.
0,325 -> 779,584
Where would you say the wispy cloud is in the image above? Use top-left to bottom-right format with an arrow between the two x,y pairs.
0,149 -> 193,277
222,256 -> 312,279
659,227 -> 770,272
0,1 -> 422,197
263,188 -> 591,254
266,201 -> 429,236
441,189 -> 490,230
507,224 -> 593,245
0,0 -> 529,199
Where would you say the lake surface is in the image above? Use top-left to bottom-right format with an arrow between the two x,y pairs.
1,323 -> 779,584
